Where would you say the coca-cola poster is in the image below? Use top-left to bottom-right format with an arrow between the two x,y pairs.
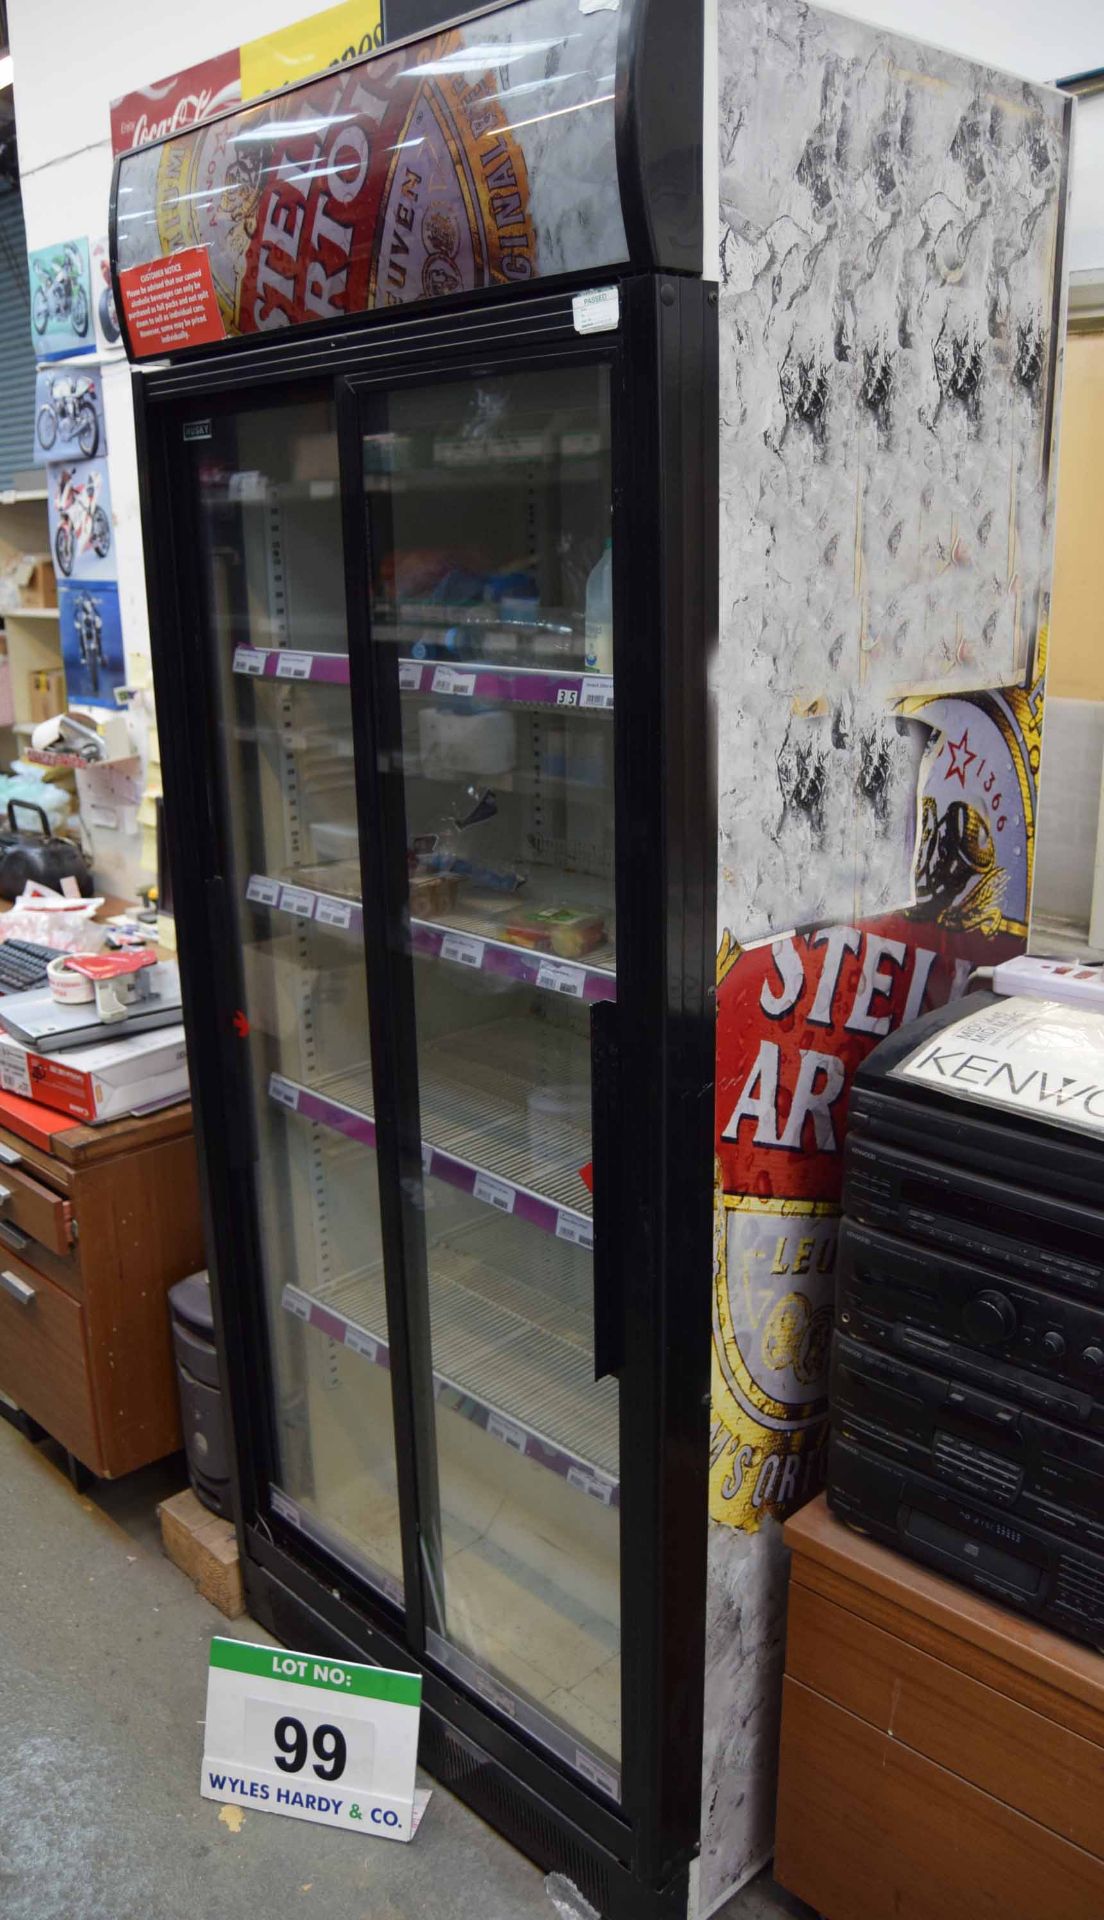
110,51 -> 242,156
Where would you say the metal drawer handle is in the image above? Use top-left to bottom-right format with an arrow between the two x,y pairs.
0,1143 -> 23,1167
0,1269 -> 34,1306
0,1184 -> 11,1208
0,1220 -> 29,1252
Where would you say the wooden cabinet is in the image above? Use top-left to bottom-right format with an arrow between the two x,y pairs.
0,1101 -> 205,1477
776,1497 -> 1104,1920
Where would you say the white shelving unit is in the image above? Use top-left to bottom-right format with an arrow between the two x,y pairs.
0,487 -> 64,738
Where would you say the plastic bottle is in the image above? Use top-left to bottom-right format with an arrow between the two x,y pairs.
584,537 -> 613,674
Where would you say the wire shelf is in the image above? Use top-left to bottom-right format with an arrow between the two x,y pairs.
321,1014 -> 592,1221
307,1218 -> 618,1482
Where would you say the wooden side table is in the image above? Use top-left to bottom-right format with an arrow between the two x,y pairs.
776,1495 -> 1104,1920
0,1096 -> 205,1480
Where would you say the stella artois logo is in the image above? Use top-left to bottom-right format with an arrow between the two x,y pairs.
146,33 -> 536,344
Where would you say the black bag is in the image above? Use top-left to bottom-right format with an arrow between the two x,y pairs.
0,801 -> 93,900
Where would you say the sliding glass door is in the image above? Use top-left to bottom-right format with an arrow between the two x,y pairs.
357,362 -> 622,1792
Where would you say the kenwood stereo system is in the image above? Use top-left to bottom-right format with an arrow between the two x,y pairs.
828,990 -> 1104,1648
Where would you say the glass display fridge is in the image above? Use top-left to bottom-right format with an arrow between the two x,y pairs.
114,4 -> 716,1913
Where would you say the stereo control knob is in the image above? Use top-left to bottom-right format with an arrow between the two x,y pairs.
964,1290 -> 1017,1346
1083,1346 -> 1104,1373
1042,1330 -> 1066,1362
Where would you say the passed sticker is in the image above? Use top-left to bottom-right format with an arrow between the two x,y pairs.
572,287 -> 620,335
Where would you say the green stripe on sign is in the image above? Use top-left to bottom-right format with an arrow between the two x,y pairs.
210,1637 -> 422,1706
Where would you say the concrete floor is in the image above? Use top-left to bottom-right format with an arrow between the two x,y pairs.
0,1420 -> 810,1920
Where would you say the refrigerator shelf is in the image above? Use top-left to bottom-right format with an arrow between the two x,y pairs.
400,659 -> 613,712
270,1042 -> 594,1241
281,1245 -> 618,1496
230,644 -> 613,712
246,870 -> 617,1001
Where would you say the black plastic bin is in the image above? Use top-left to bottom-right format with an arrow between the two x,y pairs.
168,1271 -> 232,1518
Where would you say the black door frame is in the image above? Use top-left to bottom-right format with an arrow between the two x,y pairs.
134,275 -> 716,1916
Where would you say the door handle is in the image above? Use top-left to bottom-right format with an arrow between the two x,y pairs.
0,1220 -> 29,1253
589,999 -> 623,1381
0,1268 -> 34,1306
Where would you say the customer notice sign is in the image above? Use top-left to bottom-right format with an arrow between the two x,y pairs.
201,1637 -> 427,1840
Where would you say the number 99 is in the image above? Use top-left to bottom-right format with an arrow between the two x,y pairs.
274,1716 -> 347,1781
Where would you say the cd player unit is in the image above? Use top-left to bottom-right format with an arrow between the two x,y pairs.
837,1219 -> 1104,1424
828,1434 -> 1104,1648
844,1135 -> 1104,1303
832,1332 -> 1104,1553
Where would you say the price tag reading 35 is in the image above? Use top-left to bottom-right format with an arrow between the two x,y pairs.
201,1637 -> 427,1841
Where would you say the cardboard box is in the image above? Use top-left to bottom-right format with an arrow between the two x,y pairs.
0,1023 -> 189,1124
28,668 -> 66,727
13,555 -> 58,610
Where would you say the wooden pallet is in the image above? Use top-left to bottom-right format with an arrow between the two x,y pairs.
159,1487 -> 244,1619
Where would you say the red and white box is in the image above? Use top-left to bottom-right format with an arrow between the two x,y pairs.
0,1024 -> 189,1124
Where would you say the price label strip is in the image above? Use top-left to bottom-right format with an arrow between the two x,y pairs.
275,652 -> 312,680
440,931 -> 484,969
202,1637 -> 429,1842
431,665 -> 476,697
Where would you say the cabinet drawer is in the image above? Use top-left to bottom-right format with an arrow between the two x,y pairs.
776,1677 -> 1104,1920
0,1256 -> 98,1467
0,1160 -> 71,1255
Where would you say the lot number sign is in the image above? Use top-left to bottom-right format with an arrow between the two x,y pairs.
201,1637 -> 423,1840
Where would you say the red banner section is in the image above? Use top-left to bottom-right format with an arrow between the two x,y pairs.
716,911 -> 1024,1205
118,249 -> 226,355
110,52 -> 242,154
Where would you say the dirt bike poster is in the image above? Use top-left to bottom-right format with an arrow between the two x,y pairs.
58,582 -> 125,710
47,458 -> 115,586
33,367 -> 106,466
89,237 -> 122,356
27,237 -> 94,359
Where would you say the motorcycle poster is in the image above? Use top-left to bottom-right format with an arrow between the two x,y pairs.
47,458 -> 115,584
34,366 -> 106,465
89,236 -> 122,355
27,237 -> 94,358
58,581 -> 125,708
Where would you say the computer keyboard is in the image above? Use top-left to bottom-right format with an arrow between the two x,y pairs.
0,939 -> 55,995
